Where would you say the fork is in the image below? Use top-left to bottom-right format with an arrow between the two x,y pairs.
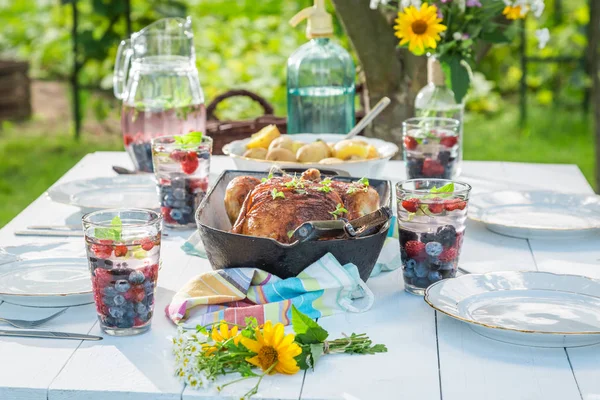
0,308 -> 67,329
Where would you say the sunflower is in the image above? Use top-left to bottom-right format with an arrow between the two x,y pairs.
202,321 -> 241,355
394,3 -> 447,56
241,321 -> 302,375
503,5 -> 527,19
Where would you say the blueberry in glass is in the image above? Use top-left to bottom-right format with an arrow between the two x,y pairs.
396,179 -> 471,295
152,132 -> 212,229
82,209 -> 162,336
402,117 -> 460,180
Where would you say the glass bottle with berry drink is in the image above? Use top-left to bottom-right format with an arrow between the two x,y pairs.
396,179 -> 471,295
114,17 -> 206,173
152,132 -> 212,229
82,209 -> 162,336
402,117 -> 460,180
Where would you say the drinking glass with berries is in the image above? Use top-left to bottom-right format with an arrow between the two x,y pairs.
152,132 -> 212,229
396,179 -> 471,295
82,209 -> 162,336
402,117 -> 460,180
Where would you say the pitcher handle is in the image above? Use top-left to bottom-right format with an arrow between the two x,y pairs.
113,39 -> 132,99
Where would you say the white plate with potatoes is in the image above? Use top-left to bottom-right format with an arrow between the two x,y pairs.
222,125 -> 399,177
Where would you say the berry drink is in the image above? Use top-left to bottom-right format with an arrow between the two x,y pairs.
82,209 -> 162,336
152,134 -> 212,229
396,179 -> 471,295
402,117 -> 460,180
122,104 -> 206,172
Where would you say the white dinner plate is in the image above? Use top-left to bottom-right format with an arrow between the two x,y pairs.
0,257 -> 93,307
47,175 -> 159,213
469,191 -> 600,239
425,271 -> 600,347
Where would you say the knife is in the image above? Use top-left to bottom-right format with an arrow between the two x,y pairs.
14,230 -> 84,237
26,225 -> 82,231
0,329 -> 102,341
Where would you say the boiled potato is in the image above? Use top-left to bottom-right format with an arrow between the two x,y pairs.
313,140 -> 332,158
246,124 -> 280,149
296,142 -> 329,163
319,157 -> 344,164
333,139 -> 369,160
366,145 -> 379,159
266,148 -> 296,162
243,147 -> 268,160
291,141 -> 305,154
268,136 -> 295,152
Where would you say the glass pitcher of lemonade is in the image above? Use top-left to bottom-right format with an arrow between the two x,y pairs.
114,17 -> 206,172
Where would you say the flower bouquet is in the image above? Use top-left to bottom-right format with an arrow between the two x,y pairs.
372,0 -> 547,103
173,306 -> 386,398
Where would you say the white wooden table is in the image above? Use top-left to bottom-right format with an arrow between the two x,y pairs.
0,152 -> 599,400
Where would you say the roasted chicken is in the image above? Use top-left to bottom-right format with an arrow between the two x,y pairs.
225,169 -> 380,243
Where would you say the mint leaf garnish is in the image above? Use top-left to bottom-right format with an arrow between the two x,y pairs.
422,183 -> 454,199
174,131 -> 203,147
94,216 -> 122,241
358,177 -> 369,186
431,183 -> 454,194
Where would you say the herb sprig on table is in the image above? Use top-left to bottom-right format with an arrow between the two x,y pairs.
172,306 -> 386,398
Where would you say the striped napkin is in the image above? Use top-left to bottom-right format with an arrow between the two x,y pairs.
166,253 -> 379,328
167,221 -> 401,328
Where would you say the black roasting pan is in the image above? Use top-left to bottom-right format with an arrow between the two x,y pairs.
195,169 -> 392,281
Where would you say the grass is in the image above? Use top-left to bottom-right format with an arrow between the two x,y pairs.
0,128 -> 120,226
0,103 -> 595,228
463,104 -> 595,188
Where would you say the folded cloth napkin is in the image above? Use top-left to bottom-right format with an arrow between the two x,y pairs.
169,223 -> 402,328
166,252 -> 380,328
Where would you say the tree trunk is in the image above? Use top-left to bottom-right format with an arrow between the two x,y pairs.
589,0 -> 600,191
331,0 -> 427,148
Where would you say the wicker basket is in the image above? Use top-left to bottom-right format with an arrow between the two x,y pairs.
206,88 -> 365,155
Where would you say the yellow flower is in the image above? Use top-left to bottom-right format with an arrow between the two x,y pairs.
211,322 -> 241,345
202,322 -> 241,355
503,5 -> 527,20
241,321 -> 302,375
394,3 -> 447,56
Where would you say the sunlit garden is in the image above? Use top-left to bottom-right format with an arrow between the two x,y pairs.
1,1 -> 600,398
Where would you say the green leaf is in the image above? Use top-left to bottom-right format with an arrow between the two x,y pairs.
244,316 -> 258,328
94,216 -> 122,241
431,183 -> 454,194
196,325 -> 208,335
329,203 -> 348,219
174,131 -> 203,146
295,346 -> 312,370
271,188 -> 285,199
358,177 -> 369,186
447,57 -> 471,104
291,305 -> 328,344
261,172 -> 273,183
309,343 -> 324,369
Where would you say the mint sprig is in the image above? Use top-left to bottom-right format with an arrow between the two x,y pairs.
261,172 -> 274,183
329,203 -> 348,219
174,131 -> 203,147
423,183 -> 454,199
317,178 -> 333,193
271,188 -> 285,200
94,216 -> 122,241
